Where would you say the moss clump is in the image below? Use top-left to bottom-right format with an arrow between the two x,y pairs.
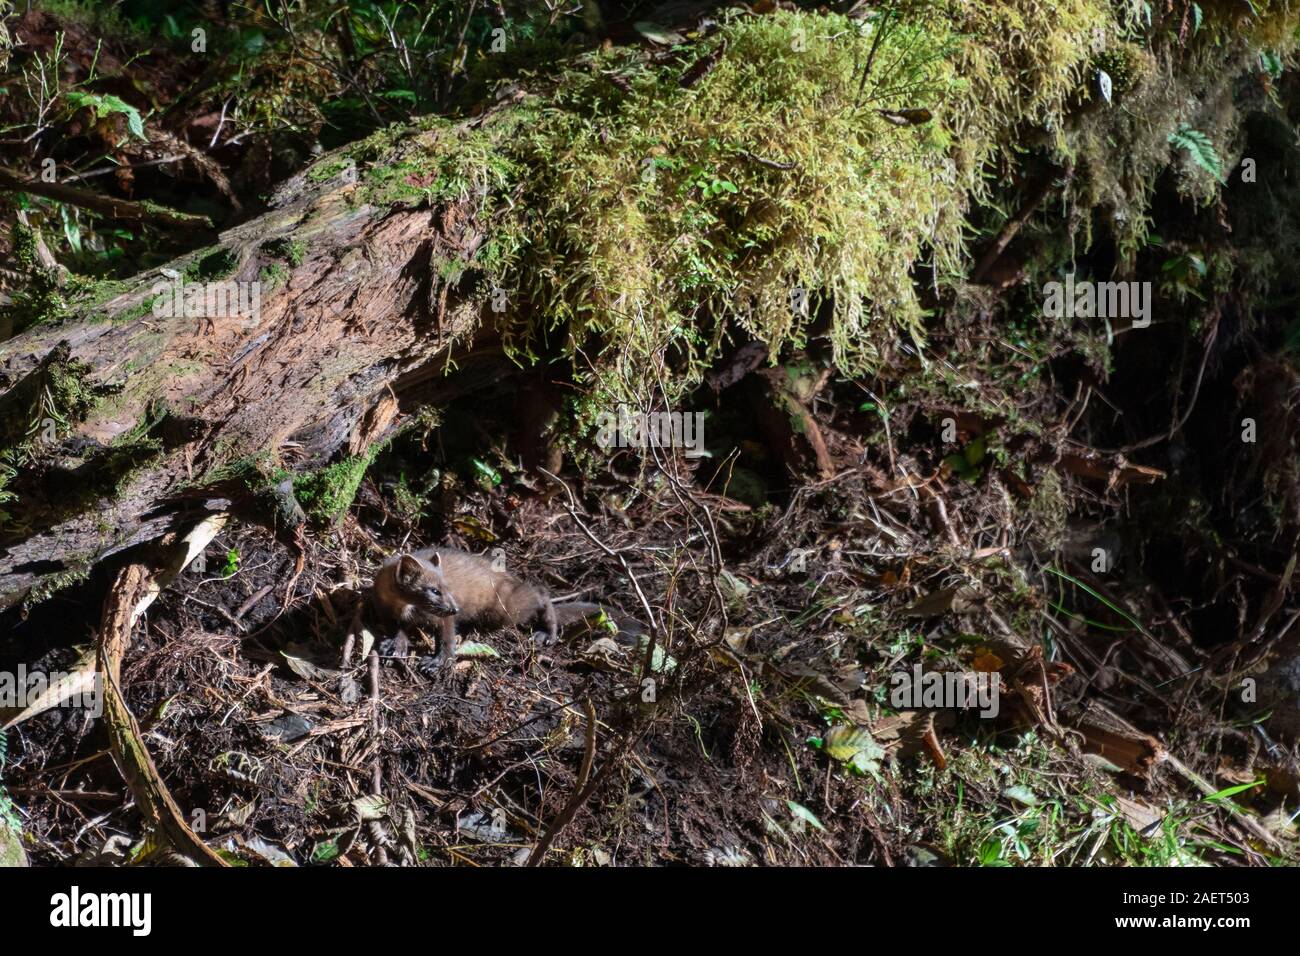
184,247 -> 240,282
261,236 -> 308,267
73,277 -> 131,309
259,263 -> 289,292
2,224 -> 70,335
0,345 -> 101,524
1091,43 -> 1149,98
0,345 -> 97,456
359,120 -> 517,210
1058,0 -> 1300,262
293,446 -> 382,525
342,5 -> 1115,411
22,561 -> 91,608
105,294 -> 160,325
306,157 -> 354,183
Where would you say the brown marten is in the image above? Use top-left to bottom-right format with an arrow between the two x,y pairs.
371,547 -> 638,673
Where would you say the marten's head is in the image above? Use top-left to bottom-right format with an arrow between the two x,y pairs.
395,552 -> 459,616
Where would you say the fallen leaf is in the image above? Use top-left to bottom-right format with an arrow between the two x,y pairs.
972,648 -> 1005,672
1003,785 -> 1039,807
786,800 -> 825,832
634,21 -> 685,45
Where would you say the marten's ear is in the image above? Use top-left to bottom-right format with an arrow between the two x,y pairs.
397,555 -> 423,586
427,550 -> 441,569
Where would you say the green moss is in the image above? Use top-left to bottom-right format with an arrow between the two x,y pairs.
184,247 -> 240,282
0,345 -> 97,455
306,157 -> 353,183
109,295 -> 160,325
259,263 -> 289,292
2,224 -> 70,334
358,121 -> 517,210
391,473 -> 428,523
190,441 -> 283,491
261,236 -> 308,267
1091,43 -> 1148,98
326,5 -> 1117,411
22,562 -> 91,607
293,446 -> 382,525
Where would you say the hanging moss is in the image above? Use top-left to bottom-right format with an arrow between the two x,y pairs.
332,4 -> 1117,413
1057,0 -> 1300,263
22,562 -> 91,608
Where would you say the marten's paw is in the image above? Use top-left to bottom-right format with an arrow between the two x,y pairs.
416,653 -> 452,677
531,629 -> 558,647
337,675 -> 360,704
379,633 -> 410,659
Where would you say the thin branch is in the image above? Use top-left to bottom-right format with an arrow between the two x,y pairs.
0,167 -> 213,229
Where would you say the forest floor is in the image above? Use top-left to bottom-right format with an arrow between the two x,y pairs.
4,376 -> 1298,868
4,1 -> 1300,869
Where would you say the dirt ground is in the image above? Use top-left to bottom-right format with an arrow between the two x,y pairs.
4,374 -> 1299,868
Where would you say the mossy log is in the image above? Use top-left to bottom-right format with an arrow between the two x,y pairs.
0,126 -> 504,610
3,1 -> 1293,609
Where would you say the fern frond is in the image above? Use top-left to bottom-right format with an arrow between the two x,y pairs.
1168,124 -> 1225,183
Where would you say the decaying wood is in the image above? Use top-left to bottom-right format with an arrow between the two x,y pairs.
0,126 -> 502,608
1069,698 -> 1164,775
1058,448 -> 1166,489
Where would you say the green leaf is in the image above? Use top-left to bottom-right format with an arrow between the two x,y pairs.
456,641 -> 500,658
1201,779 -> 1265,803
786,800 -> 826,832
1003,784 -> 1039,806
635,635 -> 677,673
310,839 -> 341,863
98,95 -> 146,140
1168,125 -> 1225,184
60,205 -> 81,254
470,458 -> 502,486
633,21 -> 685,45
63,91 -> 147,141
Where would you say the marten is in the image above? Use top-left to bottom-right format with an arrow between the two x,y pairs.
371,547 -> 638,673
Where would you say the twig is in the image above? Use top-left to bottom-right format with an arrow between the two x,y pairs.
733,149 -> 797,171
854,5 -> 894,108
525,697 -> 597,866
98,563 -> 227,866
234,584 -> 274,620
0,167 -> 213,230
368,648 -> 389,865
541,469 -> 659,639
970,165 -> 1071,284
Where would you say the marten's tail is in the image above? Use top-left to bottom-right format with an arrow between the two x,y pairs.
553,601 -> 645,645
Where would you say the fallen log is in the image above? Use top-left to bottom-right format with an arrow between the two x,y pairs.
0,124 -> 502,609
